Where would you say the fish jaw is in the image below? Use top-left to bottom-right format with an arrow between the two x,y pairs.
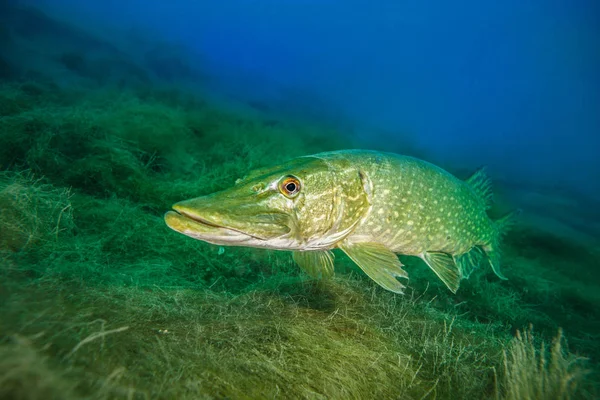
164,210 -> 259,246
164,191 -> 294,248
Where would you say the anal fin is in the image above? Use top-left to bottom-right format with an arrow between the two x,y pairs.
454,246 -> 486,279
421,251 -> 462,293
486,247 -> 508,280
339,242 -> 408,294
293,250 -> 335,279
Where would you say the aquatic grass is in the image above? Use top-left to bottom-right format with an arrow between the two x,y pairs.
0,81 -> 60,116
0,170 -> 73,254
0,335 -> 80,400
0,274 -> 500,399
0,81 -> 598,399
501,326 -> 589,400
2,270 -> 588,399
0,82 -> 345,206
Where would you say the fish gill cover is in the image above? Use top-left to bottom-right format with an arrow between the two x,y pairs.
0,0 -> 599,399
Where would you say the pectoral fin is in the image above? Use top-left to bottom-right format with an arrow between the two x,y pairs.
293,250 -> 335,279
421,251 -> 462,293
339,242 -> 408,294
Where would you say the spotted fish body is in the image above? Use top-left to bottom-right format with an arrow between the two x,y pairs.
165,150 -> 514,294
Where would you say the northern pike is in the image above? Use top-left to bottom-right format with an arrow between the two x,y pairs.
164,150 -> 515,294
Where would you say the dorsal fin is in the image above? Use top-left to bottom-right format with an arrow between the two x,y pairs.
466,167 -> 493,209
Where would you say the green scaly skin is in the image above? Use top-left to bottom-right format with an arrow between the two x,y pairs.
165,150 -> 509,294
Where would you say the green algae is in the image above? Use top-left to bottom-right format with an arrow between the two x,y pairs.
0,82 -> 597,399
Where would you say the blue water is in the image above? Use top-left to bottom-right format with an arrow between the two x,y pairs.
23,0 -> 600,199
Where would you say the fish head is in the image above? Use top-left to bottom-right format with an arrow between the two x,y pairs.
164,155 -> 371,250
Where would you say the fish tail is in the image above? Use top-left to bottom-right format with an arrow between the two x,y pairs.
496,209 -> 521,234
484,209 -> 521,280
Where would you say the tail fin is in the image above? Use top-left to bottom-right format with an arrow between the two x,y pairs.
485,209 -> 521,280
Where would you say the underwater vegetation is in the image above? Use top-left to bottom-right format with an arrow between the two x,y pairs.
0,80 -> 598,399
0,3 -> 599,399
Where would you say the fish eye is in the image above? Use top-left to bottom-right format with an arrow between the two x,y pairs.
280,176 -> 301,198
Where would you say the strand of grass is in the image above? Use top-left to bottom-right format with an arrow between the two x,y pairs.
67,326 -> 129,357
420,378 -> 439,400
53,202 -> 72,240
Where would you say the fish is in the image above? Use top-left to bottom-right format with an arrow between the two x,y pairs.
164,150 -> 516,294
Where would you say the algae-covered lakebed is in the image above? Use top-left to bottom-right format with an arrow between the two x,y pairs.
1,2 -> 599,397
1,81 -> 599,399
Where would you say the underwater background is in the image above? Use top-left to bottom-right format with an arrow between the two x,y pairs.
1,0 -> 599,398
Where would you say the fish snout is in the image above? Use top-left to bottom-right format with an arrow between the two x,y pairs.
169,195 -> 291,240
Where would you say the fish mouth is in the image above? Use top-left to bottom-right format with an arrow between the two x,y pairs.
165,195 -> 293,246
174,208 -> 225,229
164,208 -> 260,244
164,198 -> 290,246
